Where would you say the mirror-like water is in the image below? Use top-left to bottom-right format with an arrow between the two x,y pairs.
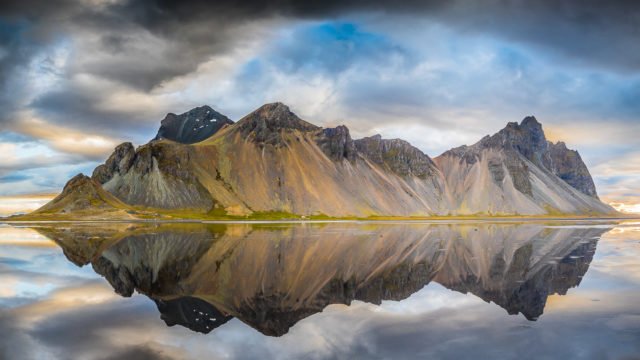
1,220 -> 639,359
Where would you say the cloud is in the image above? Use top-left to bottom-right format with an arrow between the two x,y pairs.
10,111 -> 121,160
0,0 -> 638,201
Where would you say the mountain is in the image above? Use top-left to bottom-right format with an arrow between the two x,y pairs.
154,105 -> 234,144
22,103 -> 616,219
435,117 -> 613,215
38,222 -> 607,335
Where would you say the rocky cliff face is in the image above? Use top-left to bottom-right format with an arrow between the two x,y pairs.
33,104 -> 614,218
355,135 -> 439,179
154,105 -> 234,144
464,116 -> 599,198
91,142 -> 135,184
547,141 -> 599,198
94,141 -> 213,210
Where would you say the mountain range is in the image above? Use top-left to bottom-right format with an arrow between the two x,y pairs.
22,102 -> 616,219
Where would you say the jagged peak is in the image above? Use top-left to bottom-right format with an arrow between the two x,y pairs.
256,102 -> 290,114
155,105 -> 233,144
162,105 -> 226,120
322,124 -> 352,137
237,103 -> 320,138
521,115 -> 541,127
358,134 -> 418,148
249,102 -> 316,127
550,140 -> 568,149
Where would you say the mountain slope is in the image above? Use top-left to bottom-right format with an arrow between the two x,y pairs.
435,117 -> 614,215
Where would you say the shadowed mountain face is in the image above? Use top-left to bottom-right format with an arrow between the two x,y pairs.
38,222 -> 607,336
154,105 -> 234,144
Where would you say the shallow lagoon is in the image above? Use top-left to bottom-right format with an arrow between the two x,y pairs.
1,220 -> 639,359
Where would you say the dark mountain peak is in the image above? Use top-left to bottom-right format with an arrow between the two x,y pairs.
477,116 -> 548,165
521,115 -> 541,128
236,103 -> 320,145
155,297 -> 233,334
154,105 -> 233,144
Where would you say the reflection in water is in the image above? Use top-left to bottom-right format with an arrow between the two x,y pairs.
36,222 -> 605,336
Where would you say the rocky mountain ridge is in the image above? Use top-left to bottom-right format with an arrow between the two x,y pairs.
25,102 -> 616,218
435,115 -> 611,215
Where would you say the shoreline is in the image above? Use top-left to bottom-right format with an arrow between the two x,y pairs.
2,216 -> 638,225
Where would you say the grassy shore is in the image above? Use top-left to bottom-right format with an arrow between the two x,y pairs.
2,208 -> 636,223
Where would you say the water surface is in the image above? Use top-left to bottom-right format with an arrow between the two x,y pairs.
1,220 -> 639,359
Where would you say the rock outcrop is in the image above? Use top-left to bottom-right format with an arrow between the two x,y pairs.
547,141 -> 599,198
355,134 -> 439,179
91,142 -> 135,184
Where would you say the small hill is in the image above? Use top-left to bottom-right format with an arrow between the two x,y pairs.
19,174 -> 133,219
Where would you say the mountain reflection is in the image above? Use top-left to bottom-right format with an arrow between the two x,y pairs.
35,222 -> 605,336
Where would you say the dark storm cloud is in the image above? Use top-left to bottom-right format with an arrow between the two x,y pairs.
1,0 -> 637,91
73,0 -> 640,73
0,0 -> 638,197
0,0 -> 636,130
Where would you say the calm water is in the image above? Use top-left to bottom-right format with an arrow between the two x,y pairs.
0,220 -> 639,359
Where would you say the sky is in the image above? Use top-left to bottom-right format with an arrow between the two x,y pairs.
0,0 -> 638,211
